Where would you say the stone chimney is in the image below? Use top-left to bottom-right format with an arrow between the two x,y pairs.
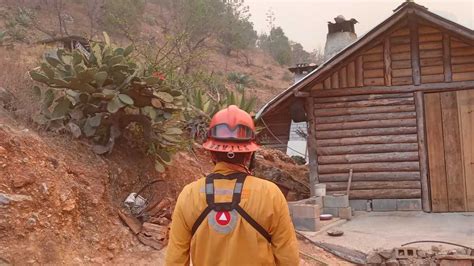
324,15 -> 358,60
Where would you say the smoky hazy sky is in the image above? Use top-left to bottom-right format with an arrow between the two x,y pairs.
246,0 -> 474,51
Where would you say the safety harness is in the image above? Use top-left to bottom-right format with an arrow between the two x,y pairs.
191,172 -> 272,243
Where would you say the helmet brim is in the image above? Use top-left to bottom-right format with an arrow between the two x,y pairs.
202,139 -> 259,153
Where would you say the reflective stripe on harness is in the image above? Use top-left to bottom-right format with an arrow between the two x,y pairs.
191,172 -> 272,243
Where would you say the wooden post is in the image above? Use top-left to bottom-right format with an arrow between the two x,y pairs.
443,33 -> 452,82
305,96 -> 319,195
409,14 -> 421,86
415,91 -> 431,212
384,38 -> 392,86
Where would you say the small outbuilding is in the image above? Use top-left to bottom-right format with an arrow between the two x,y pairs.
256,1 -> 474,212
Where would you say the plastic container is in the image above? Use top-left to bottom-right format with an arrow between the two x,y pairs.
314,183 -> 326,197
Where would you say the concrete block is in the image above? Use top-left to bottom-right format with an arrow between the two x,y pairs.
292,217 -> 321,231
395,247 -> 418,259
372,199 -> 397,211
323,194 -> 349,208
305,196 -> 323,207
338,207 -> 352,220
291,204 -> 320,219
350,199 -> 368,211
322,207 -> 339,217
397,199 -> 422,211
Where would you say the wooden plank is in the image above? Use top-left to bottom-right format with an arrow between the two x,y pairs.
315,112 -> 416,124
440,91 -> 466,211
392,76 -> 413,85
318,152 -> 419,164
339,67 -> 347,88
393,68 -> 413,77
363,53 -> 384,62
364,77 -> 385,86
421,65 -> 444,75
331,71 -> 339,89
391,36 -> 411,45
391,27 -> 410,37
314,105 -> 416,117
420,50 -> 443,59
451,39 -> 470,48
453,72 -> 474,81
325,181 -> 421,191
420,57 -> 444,67
391,44 -> 410,53
419,33 -> 443,43
317,143 -> 419,156
366,45 -> 383,54
421,74 -> 445,83
306,97 -> 319,193
319,171 -> 421,182
409,16 -> 421,86
424,93 -> 448,212
415,91 -> 431,212
443,34 -> 452,82
363,61 -> 385,70
392,52 -> 411,60
418,26 -> 440,34
314,97 -> 414,109
356,56 -> 364,87
364,69 -> 384,78
316,127 -> 418,139
457,90 -> 474,211
328,189 -> 421,199
392,60 -> 412,69
419,42 -> 443,50
316,119 -> 417,131
313,93 -> 412,104
323,77 -> 331,89
384,38 -> 392,86
451,47 -> 474,57
318,162 -> 420,174
316,135 -> 418,147
347,61 -> 356,87
452,64 -> 474,73
451,55 -> 474,65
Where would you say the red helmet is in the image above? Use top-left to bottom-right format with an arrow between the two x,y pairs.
203,105 -> 259,153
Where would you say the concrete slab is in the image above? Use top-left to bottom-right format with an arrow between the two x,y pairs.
372,199 -> 397,211
305,211 -> 474,253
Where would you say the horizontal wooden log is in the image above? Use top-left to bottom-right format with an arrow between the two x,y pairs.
421,65 -> 444,75
391,36 -> 411,45
392,76 -> 413,85
325,181 -> 421,191
452,63 -> 474,73
363,53 -> 384,62
328,189 -> 421,199
452,72 -> 474,81
316,134 -> 418,147
363,61 -> 384,70
317,143 -> 419,156
318,162 -> 420,174
420,57 -> 443,67
392,60 -> 412,69
420,49 -> 443,59
318,171 -> 421,182
451,47 -> 474,57
392,52 -> 411,60
314,97 -> 414,109
418,26 -> 439,34
419,33 -> 443,42
314,105 -> 415,117
316,119 -> 417,131
315,112 -> 416,124
421,74 -> 444,83
451,55 -> 474,64
391,27 -> 410,37
318,152 -> 419,164
366,45 -> 383,54
364,77 -> 385,86
313,93 -> 412,104
451,40 -> 470,48
391,43 -> 411,53
392,68 -> 413,77
419,41 -> 443,50
364,69 -> 384,78
316,127 -> 417,139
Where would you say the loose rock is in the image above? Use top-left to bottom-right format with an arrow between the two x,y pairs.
366,251 -> 383,264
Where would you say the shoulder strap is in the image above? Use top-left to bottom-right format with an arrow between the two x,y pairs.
235,205 -> 272,242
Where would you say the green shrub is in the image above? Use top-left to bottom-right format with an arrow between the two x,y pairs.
29,33 -> 184,172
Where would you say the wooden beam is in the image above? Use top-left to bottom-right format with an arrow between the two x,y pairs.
317,143 -> 419,156
328,189 -> 421,199
310,80 -> 474,97
443,33 -> 452,82
305,97 -> 319,194
318,152 -> 420,164
409,14 -> 421,85
319,171 -> 421,182
315,118 -> 417,131
318,162 -> 420,174
415,91 -> 431,212
384,38 -> 392,86
355,56 -> 364,87
316,135 -> 418,147
316,127 -> 418,139
315,112 -> 416,125
325,181 -> 421,191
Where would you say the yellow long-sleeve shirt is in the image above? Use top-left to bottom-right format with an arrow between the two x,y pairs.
165,162 -> 299,266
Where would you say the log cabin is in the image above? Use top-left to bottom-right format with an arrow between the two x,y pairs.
256,1 -> 474,212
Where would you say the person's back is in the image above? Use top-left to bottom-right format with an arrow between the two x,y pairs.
165,105 -> 299,266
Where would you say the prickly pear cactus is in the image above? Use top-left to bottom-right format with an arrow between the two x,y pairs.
30,32 -> 184,172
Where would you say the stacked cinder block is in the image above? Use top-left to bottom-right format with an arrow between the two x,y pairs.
350,199 -> 422,212
290,203 -> 321,231
322,194 -> 352,220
